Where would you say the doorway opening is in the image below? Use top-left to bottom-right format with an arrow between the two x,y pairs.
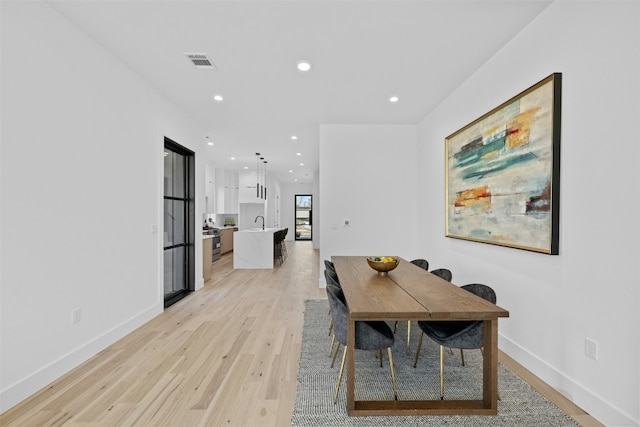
295,194 -> 312,241
163,137 -> 195,307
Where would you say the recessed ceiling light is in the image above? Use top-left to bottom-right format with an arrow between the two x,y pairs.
296,152 -> 302,156
291,135 -> 298,140
299,163 -> 304,166
289,170 -> 293,173
230,157 -> 235,160
206,136 -> 214,146
244,166 -> 249,170
389,96 -> 399,103
213,94 -> 224,102
296,60 -> 312,72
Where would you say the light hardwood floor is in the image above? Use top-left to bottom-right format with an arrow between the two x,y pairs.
1,241 -> 602,426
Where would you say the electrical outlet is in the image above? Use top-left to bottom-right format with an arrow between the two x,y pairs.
72,308 -> 81,325
584,337 -> 598,360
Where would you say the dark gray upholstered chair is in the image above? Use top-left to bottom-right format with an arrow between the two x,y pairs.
410,258 -> 429,270
273,229 -> 287,265
430,268 -> 453,282
281,228 -> 288,258
326,283 -> 398,403
324,268 -> 341,356
413,283 -> 497,400
324,268 -> 340,288
324,259 -> 336,273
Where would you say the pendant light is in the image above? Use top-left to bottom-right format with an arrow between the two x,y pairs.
263,160 -> 268,200
255,153 -> 260,198
260,157 -> 265,199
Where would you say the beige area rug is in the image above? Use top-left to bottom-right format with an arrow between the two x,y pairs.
291,299 -> 578,426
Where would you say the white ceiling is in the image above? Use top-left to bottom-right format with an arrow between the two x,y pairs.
49,0 -> 551,185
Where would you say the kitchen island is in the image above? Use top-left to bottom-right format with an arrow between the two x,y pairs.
233,228 -> 284,269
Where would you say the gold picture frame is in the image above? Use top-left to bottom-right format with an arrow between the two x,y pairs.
445,73 -> 562,254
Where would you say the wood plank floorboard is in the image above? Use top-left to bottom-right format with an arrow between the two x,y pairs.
0,241 -> 601,426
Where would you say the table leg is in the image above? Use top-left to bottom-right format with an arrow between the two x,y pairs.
482,319 -> 499,412
347,315 -> 355,413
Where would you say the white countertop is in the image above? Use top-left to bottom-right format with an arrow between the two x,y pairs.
236,227 -> 279,234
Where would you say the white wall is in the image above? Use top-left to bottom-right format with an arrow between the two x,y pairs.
417,2 -> 639,425
238,203 -> 266,230
0,2 -> 206,411
319,124 -> 419,273
312,170 -> 320,250
265,174 -> 281,229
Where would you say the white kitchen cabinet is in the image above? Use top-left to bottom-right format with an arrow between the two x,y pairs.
227,172 -> 238,213
238,171 -> 257,188
238,171 -> 264,203
205,163 -> 216,213
215,169 -> 238,214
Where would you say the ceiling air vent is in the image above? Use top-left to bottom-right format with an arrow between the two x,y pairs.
185,53 -> 217,70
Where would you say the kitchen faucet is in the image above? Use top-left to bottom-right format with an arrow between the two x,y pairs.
255,215 -> 265,230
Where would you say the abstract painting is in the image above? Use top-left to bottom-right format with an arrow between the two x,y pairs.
446,73 -> 561,254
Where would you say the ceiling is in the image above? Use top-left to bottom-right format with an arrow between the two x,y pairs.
49,0 -> 551,185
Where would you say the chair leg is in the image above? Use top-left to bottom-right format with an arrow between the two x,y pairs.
393,321 -> 398,333
413,331 -> 424,368
406,321 -> 411,353
439,345 -> 445,400
379,349 -> 383,367
460,349 -> 465,366
333,346 -> 348,404
328,317 -> 333,336
331,342 -> 341,368
328,334 -> 336,357
387,347 -> 399,400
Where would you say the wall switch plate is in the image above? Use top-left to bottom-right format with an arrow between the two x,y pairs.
72,308 -> 81,324
585,337 -> 598,360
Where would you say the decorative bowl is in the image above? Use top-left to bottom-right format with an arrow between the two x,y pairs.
366,256 -> 399,275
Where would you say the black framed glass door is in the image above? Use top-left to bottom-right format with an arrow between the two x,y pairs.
295,194 -> 312,241
163,137 -> 195,307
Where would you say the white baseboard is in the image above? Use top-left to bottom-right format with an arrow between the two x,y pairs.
500,334 -> 638,427
0,303 -> 163,413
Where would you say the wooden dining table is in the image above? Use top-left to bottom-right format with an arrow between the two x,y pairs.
332,256 -> 510,416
